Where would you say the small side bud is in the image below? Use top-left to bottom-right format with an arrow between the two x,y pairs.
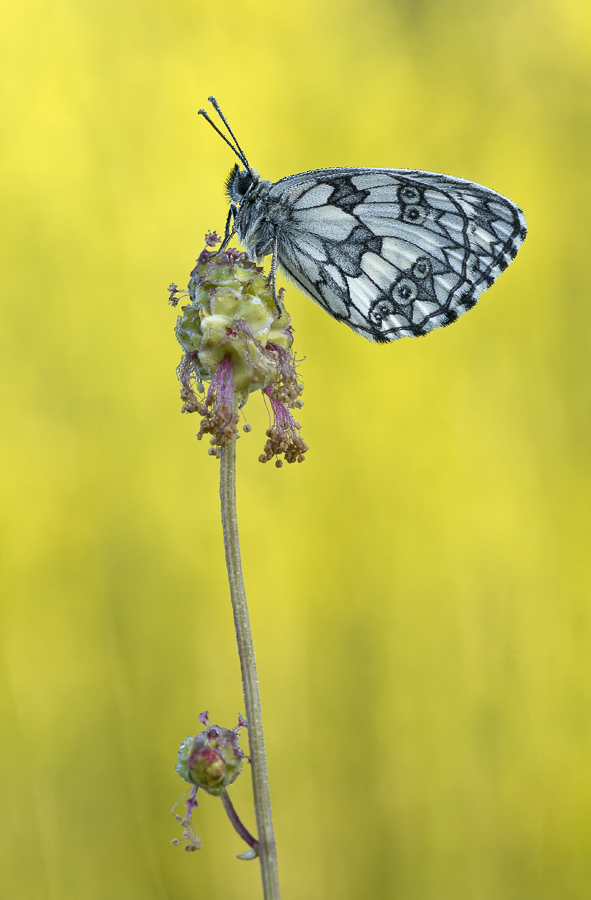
176,725 -> 245,797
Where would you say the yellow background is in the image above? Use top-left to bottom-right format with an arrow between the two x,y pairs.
2,0 -> 591,898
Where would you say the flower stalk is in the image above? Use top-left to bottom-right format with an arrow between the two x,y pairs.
220,788 -> 259,853
220,436 -> 279,898
171,235 -> 308,896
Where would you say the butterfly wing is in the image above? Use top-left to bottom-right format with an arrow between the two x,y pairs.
268,168 -> 527,342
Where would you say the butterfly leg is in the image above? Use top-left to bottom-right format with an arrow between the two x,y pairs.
219,205 -> 237,252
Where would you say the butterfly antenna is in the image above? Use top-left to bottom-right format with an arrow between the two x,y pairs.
205,96 -> 254,178
198,108 -> 245,162
207,97 -> 250,166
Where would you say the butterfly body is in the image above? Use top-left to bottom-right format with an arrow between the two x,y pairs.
203,100 -> 527,344
226,166 -> 280,260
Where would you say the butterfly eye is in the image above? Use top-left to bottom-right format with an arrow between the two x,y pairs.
402,204 -> 426,224
393,278 -> 418,303
370,298 -> 395,324
399,185 -> 422,204
411,257 -> 432,280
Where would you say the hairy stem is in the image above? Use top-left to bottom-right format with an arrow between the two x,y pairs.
219,438 -> 280,899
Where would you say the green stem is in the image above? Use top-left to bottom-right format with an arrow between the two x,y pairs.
219,438 -> 280,900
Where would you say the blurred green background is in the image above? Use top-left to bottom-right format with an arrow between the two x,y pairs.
2,0 -> 591,897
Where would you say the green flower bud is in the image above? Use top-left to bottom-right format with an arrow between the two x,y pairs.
175,247 -> 293,406
171,234 -> 308,465
176,725 -> 244,797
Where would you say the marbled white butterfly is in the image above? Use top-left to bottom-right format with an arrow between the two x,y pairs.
199,97 -> 527,344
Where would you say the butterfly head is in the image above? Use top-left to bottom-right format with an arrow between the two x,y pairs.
225,164 -> 259,204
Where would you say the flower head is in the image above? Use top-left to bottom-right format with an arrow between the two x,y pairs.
176,723 -> 245,797
172,234 -> 308,465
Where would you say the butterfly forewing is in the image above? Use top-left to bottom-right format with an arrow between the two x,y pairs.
266,168 -> 526,343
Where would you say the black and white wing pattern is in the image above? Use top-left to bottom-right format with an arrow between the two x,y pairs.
268,168 -> 527,343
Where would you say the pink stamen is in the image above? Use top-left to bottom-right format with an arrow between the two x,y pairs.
207,355 -> 235,409
264,387 -> 300,439
205,230 -> 221,246
186,785 -> 199,817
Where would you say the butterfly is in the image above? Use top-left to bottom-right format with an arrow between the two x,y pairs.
199,97 -> 527,344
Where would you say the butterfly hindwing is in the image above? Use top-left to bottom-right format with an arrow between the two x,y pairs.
269,168 -> 527,343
